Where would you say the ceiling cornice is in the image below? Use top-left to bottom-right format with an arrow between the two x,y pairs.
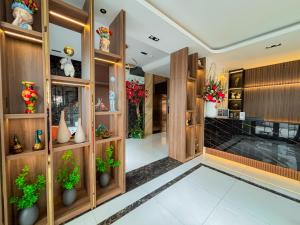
136,0 -> 300,54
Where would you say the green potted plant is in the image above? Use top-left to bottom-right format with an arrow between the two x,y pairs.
57,149 -> 80,206
96,145 -> 120,187
9,165 -> 45,225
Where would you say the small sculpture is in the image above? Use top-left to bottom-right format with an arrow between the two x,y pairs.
60,46 -> 75,77
109,91 -> 116,112
74,118 -> 85,143
95,124 -> 112,139
96,26 -> 112,52
21,81 -> 38,114
11,135 -> 23,154
11,0 -> 38,30
33,130 -> 44,151
95,98 -> 108,112
57,110 -> 71,144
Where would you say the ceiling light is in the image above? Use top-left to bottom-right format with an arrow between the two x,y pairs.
265,43 -> 282,50
100,8 -> 107,14
148,35 -> 160,42
140,51 -> 148,55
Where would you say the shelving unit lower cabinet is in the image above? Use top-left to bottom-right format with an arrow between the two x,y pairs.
95,140 -> 123,205
52,146 -> 92,224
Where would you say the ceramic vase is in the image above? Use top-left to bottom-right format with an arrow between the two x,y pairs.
100,37 -> 110,52
19,204 -> 39,225
21,81 -> 38,114
62,188 -> 77,206
74,118 -> 85,143
205,101 -> 218,118
57,111 -> 71,144
99,172 -> 110,187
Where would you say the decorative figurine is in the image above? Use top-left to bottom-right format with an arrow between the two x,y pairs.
11,135 -> 23,154
95,98 -> 108,112
11,0 -> 38,30
95,124 -> 112,139
57,110 -> 71,144
33,130 -> 44,151
21,81 -> 38,114
60,46 -> 75,77
109,91 -> 116,112
74,117 -> 85,143
96,26 -> 112,52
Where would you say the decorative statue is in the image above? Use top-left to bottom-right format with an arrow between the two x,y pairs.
33,130 -> 44,151
11,135 -> 23,154
11,0 -> 38,30
95,98 -> 108,112
96,26 -> 112,52
109,91 -> 116,112
60,46 -> 75,77
21,81 -> 38,114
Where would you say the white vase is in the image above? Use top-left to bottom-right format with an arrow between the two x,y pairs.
74,118 -> 85,143
57,111 -> 71,144
205,102 -> 218,118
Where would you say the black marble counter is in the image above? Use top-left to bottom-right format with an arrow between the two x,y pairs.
205,117 -> 300,171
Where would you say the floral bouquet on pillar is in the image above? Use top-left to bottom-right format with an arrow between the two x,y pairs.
203,78 -> 225,118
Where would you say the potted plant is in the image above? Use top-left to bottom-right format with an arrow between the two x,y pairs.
9,165 -> 45,225
57,150 -> 80,206
96,145 -> 120,187
203,78 -> 225,118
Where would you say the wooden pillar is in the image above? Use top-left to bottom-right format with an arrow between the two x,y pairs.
144,73 -> 153,136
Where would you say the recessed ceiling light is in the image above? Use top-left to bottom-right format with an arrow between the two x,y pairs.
100,8 -> 107,14
148,35 -> 160,42
265,43 -> 282,50
141,51 -> 148,55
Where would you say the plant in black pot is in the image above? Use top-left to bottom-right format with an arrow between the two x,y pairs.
10,165 -> 46,225
57,149 -> 80,206
96,145 -> 120,187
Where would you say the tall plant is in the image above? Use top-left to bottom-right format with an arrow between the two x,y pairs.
9,165 -> 46,210
57,150 -> 80,190
126,80 -> 147,138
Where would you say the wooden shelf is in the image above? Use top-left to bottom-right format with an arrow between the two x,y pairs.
94,49 -> 121,63
229,109 -> 241,111
6,149 -> 47,161
229,88 -> 243,90
95,81 -> 109,86
187,125 -> 195,128
35,216 -> 48,225
95,111 -> 121,116
96,182 -> 121,205
229,99 -> 242,101
54,190 -> 91,225
53,141 -> 90,152
49,0 -> 88,33
0,22 -> 43,43
51,75 -> 90,86
96,136 -> 122,144
186,110 -> 195,113
4,113 -> 46,120
187,76 -> 196,81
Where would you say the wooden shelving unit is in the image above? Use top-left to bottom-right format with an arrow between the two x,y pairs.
169,48 -> 206,162
92,9 -> 126,206
0,1 -> 126,224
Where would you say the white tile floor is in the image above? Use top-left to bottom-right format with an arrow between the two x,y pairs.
67,154 -> 300,225
125,132 -> 168,172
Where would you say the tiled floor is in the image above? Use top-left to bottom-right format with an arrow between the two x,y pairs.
67,154 -> 300,225
126,132 -> 168,172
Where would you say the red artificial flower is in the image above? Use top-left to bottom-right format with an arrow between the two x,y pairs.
212,85 -> 217,90
207,94 -> 213,101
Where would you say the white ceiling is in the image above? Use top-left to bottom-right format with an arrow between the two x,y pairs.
53,0 -> 300,75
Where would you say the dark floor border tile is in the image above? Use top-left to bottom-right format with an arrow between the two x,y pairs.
98,164 -> 203,225
202,164 -> 300,203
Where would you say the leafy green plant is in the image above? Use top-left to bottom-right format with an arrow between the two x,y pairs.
57,150 -> 80,190
96,145 -> 120,173
9,165 -> 46,210
95,124 -> 106,137
129,116 -> 144,139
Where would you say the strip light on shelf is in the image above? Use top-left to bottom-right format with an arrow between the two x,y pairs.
3,30 -> 42,43
244,82 -> 300,89
94,57 -> 118,65
52,81 -> 90,87
49,11 -> 86,27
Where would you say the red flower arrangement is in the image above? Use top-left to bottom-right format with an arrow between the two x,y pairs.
126,80 -> 147,106
203,78 -> 225,103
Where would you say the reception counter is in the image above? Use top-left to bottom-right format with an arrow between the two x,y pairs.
205,118 -> 300,173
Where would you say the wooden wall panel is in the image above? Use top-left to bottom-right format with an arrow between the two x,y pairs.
144,73 -> 153,136
244,60 -> 300,123
169,48 -> 188,162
